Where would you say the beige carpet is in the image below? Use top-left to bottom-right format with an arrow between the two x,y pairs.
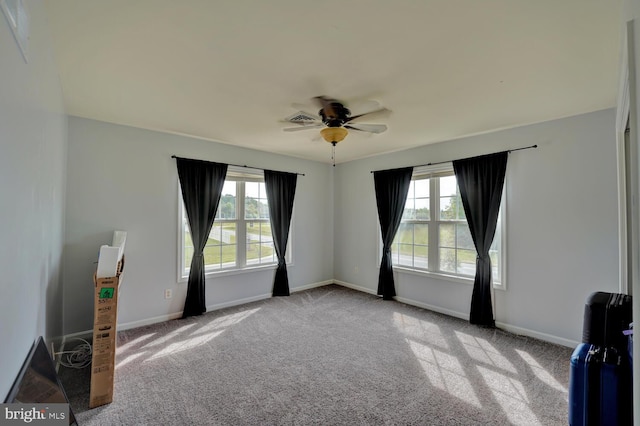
59,284 -> 572,425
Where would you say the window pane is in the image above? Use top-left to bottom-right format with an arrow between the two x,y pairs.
245,221 -> 263,241
246,221 -> 275,265
245,182 -> 269,220
217,181 -> 237,219
395,223 -> 413,245
407,180 -> 415,198
246,243 -> 261,265
245,181 -> 260,198
203,245 -> 221,268
220,244 -> 237,268
439,176 -> 465,220
414,244 -> 428,269
397,244 -> 413,266
201,223 -> 237,269
415,198 -> 430,220
184,219 -> 194,252
209,223 -> 237,244
440,196 -> 456,220
414,178 -> 429,197
208,223 -> 220,243
439,248 -> 455,273
490,250 -> 500,281
408,224 -> 428,268
391,241 -> 400,264
403,197 -> 415,220
456,223 -> 474,250
490,213 -> 501,281
440,195 -> 465,220
456,196 -> 466,220
439,223 -> 455,247
414,224 -> 428,245
259,201 -> 270,219
184,239 -> 194,267
457,249 -> 476,276
440,175 -> 457,197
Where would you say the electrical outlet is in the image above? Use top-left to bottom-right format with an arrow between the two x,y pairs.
354,266 -> 359,273
164,289 -> 172,299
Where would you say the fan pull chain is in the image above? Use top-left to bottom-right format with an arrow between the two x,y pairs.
331,141 -> 337,167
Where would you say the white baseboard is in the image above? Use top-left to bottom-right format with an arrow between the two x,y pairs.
495,321 -> 578,348
394,296 -> 470,322
292,279 -> 334,292
333,280 -> 377,295
205,293 -> 272,313
333,280 -> 578,348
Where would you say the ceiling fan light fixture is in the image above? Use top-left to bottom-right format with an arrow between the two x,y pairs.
320,127 -> 348,144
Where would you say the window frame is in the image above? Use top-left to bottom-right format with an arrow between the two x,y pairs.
381,163 -> 507,290
177,167 -> 292,283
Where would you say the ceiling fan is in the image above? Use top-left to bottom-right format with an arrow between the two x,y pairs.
282,96 -> 390,165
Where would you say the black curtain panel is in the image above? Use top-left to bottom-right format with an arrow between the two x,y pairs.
264,170 -> 298,297
176,158 -> 228,318
453,151 -> 508,327
374,167 -> 413,300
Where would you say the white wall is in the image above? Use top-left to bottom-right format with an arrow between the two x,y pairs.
64,117 -> 334,334
0,1 -> 67,398
334,109 -> 619,346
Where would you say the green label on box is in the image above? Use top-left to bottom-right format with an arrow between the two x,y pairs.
99,287 -> 114,299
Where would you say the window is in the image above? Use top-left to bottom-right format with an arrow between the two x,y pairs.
179,168 -> 290,279
391,165 -> 504,286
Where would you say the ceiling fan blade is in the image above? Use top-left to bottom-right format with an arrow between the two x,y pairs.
283,124 -> 324,132
345,123 -> 388,134
313,95 -> 341,118
312,95 -> 338,108
345,107 -> 391,123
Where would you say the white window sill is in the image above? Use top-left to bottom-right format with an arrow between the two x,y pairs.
394,266 -> 505,291
178,261 -> 292,284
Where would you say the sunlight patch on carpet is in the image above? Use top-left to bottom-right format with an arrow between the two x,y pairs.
393,312 -> 450,350
455,331 -> 516,374
515,349 -> 567,393
477,365 -> 541,426
140,324 -> 198,349
191,307 -> 261,336
146,330 -> 224,361
116,333 -> 156,354
115,333 -> 157,366
116,351 -> 146,368
408,339 -> 481,408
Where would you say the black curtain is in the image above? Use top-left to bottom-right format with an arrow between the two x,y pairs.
374,167 -> 413,300
264,170 -> 298,297
453,151 -> 508,327
176,158 -> 228,318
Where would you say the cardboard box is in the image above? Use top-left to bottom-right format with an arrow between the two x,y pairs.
89,260 -> 123,409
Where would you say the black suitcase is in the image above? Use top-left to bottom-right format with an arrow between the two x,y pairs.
582,292 -> 632,350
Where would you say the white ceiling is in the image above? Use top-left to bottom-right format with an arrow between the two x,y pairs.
43,0 -> 623,164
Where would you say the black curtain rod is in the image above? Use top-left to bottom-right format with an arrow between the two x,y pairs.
369,144 -> 538,173
171,155 -> 305,176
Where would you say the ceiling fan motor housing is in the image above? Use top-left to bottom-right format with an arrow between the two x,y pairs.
319,102 -> 351,127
